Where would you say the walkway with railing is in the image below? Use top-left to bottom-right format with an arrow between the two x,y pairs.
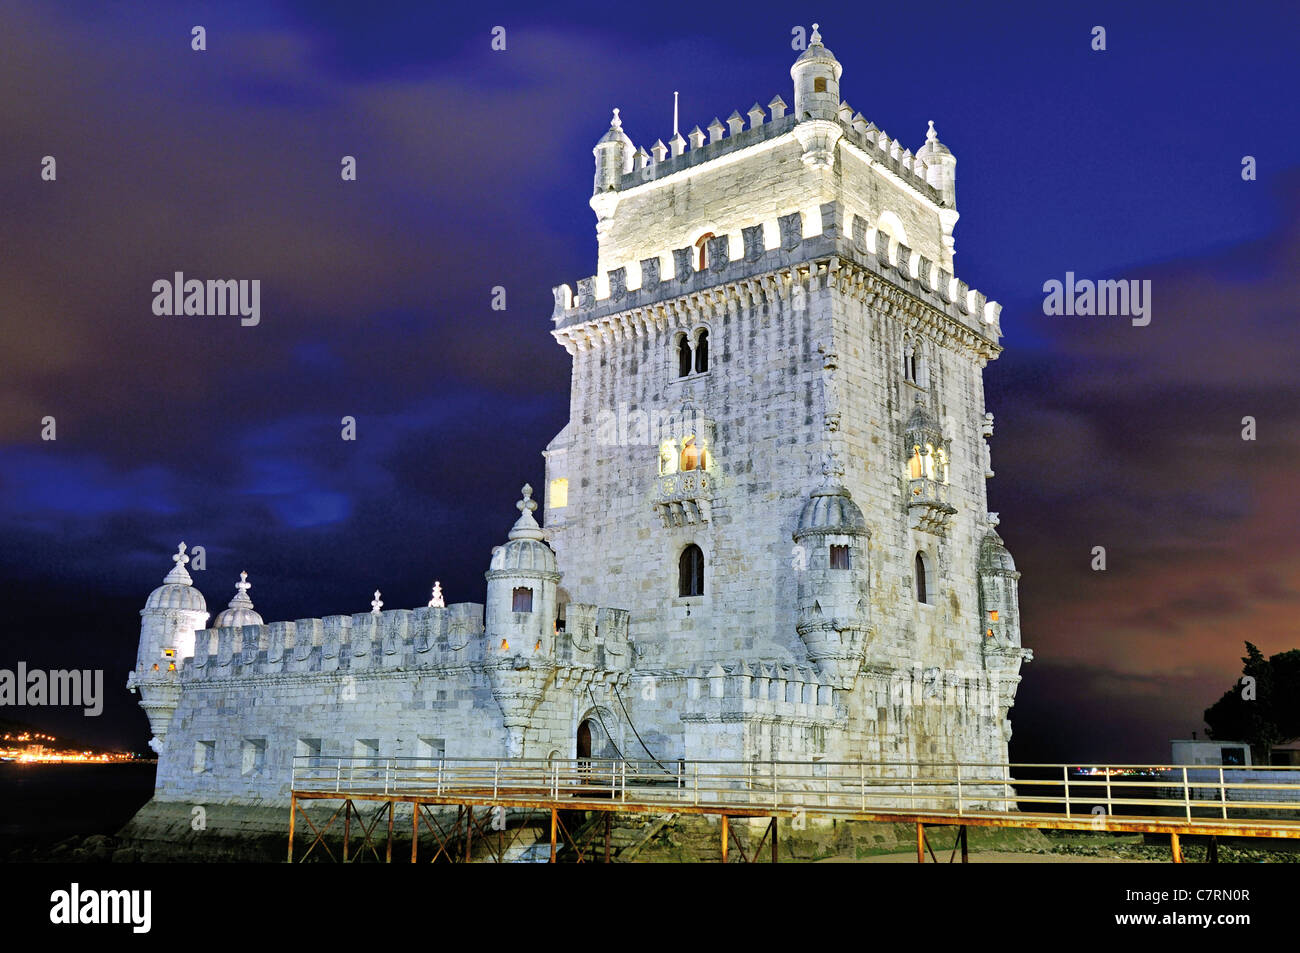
287,757 -> 1300,863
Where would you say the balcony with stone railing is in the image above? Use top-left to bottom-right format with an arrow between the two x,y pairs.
652,468 -> 713,527
908,478 -> 956,534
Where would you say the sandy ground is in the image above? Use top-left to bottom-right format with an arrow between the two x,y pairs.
821,850 -> 1151,863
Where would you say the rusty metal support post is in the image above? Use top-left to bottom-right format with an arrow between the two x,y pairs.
550,809 -> 557,863
721,814 -> 729,864
411,803 -> 419,863
386,801 -> 394,863
916,822 -> 925,863
960,825 -> 968,863
465,806 -> 473,863
1171,832 -> 1183,863
1208,836 -> 1219,863
605,812 -> 611,863
287,795 -> 296,863
772,817 -> 778,864
343,800 -> 351,863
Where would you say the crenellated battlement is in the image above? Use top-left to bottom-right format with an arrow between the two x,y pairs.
184,602 -> 487,681
177,596 -> 637,684
610,97 -> 943,210
552,200 -> 1001,354
669,661 -> 843,726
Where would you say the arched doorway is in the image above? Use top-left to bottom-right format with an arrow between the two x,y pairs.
576,720 -> 592,760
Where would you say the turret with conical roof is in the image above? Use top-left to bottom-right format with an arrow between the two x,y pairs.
485,485 -> 562,757
792,466 -> 873,687
790,23 -> 843,122
128,542 -> 210,754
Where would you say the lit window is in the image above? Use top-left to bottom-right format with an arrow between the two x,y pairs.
909,446 -> 924,479
813,77 -> 827,93
549,478 -> 568,509
681,436 -> 702,472
829,545 -> 851,570
512,587 -> 534,613
679,545 -> 704,597
659,440 -> 678,475
989,610 -> 999,622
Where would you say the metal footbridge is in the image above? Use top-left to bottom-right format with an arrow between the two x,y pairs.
287,757 -> 1300,863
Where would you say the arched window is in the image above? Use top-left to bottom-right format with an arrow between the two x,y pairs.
680,435 -> 701,472
908,445 -> 924,479
915,553 -> 929,604
694,329 -> 709,373
829,545 -> 851,570
679,544 -> 704,597
695,232 -> 715,271
676,332 -> 691,378
903,343 -> 916,383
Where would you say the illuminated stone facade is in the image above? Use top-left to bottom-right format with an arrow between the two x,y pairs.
128,26 -> 1029,809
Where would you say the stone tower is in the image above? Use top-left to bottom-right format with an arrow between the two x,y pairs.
545,25 -> 1031,766
126,543 -> 209,753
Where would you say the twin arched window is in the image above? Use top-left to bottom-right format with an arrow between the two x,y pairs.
675,329 -> 709,378
679,544 -> 704,597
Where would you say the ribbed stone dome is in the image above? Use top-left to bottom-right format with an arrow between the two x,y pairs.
978,532 -> 1017,575
212,571 -> 264,628
143,543 -> 207,614
491,536 -> 558,573
795,481 -> 867,538
144,583 -> 207,613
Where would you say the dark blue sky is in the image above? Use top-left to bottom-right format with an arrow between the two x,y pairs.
1,0 -> 1298,760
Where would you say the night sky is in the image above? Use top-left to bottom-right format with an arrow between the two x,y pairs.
2,1 -> 1297,762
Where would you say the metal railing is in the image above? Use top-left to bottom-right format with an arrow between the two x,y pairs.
290,757 -> 1300,825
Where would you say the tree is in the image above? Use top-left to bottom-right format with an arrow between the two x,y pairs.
1204,642 -> 1300,763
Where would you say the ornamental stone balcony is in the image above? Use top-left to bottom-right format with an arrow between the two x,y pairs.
651,468 -> 712,527
907,477 -> 956,534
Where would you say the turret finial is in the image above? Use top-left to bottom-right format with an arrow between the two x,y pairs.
508,483 -> 545,541
371,590 -> 383,615
810,23 -> 822,44
428,581 -> 445,608
926,120 -> 938,143
163,541 -> 194,585
224,571 -> 255,611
